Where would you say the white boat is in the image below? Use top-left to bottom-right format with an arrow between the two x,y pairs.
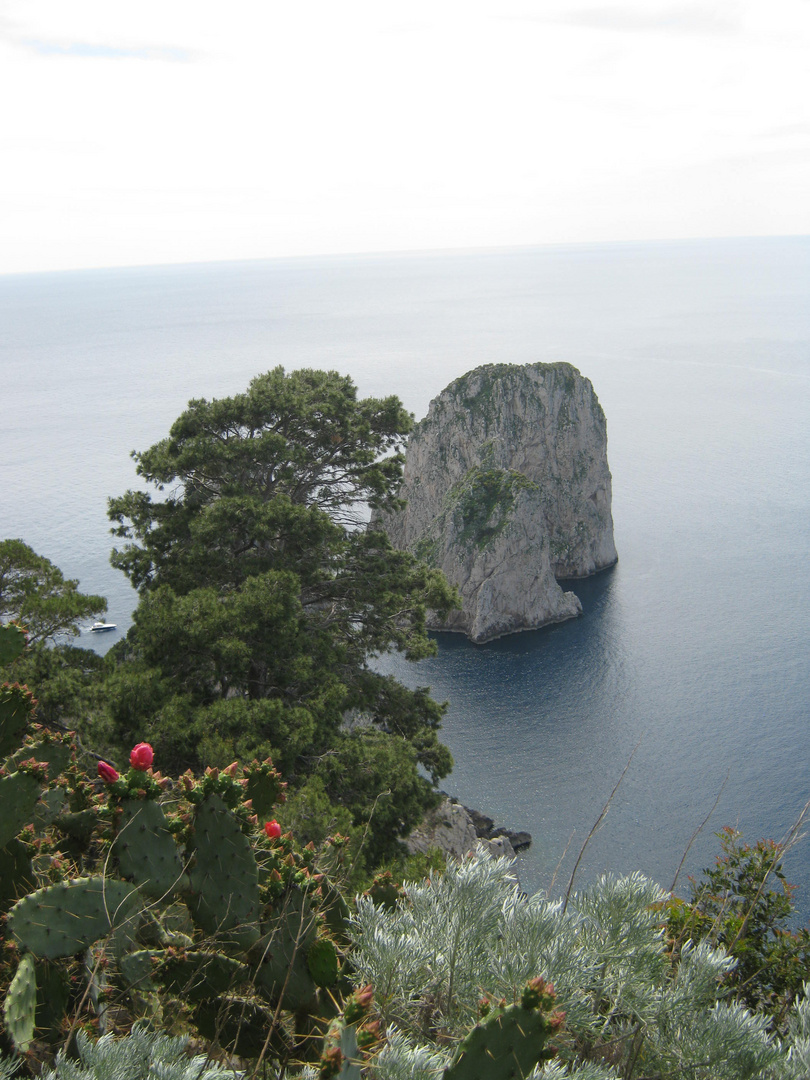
89,621 -> 117,633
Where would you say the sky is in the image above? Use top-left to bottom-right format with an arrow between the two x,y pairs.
1,0 -> 809,274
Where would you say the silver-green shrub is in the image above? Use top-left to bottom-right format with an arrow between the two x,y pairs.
40,1024 -> 240,1080
349,849 -> 807,1080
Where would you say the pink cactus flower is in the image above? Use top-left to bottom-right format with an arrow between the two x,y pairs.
265,820 -> 282,839
130,742 -> 154,771
98,761 -> 120,783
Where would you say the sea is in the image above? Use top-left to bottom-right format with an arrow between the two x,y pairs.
3,236 -> 809,917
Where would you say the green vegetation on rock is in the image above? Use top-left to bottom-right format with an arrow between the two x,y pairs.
449,466 -> 536,551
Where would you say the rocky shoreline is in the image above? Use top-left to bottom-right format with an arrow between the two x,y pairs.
406,795 -> 531,862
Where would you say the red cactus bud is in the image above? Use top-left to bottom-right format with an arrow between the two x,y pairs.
320,1046 -> 343,1079
129,743 -> 154,770
98,761 -> 119,783
265,820 -> 282,839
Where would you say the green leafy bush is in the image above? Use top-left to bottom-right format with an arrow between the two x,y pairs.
667,827 -> 810,1032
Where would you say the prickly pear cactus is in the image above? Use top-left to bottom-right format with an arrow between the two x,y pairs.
364,870 -> 405,912
188,792 -> 261,948
0,768 -> 44,847
0,682 -> 37,758
244,758 -> 286,820
7,876 -> 143,960
35,960 -> 72,1043
443,977 -> 564,1080
4,952 -> 37,1053
193,994 -> 290,1060
10,732 -> 73,778
254,886 -> 322,1011
0,727 -> 353,1070
0,837 -> 35,913
149,949 -> 251,1002
0,622 -> 27,666
114,798 -> 188,900
319,985 -> 379,1080
307,936 -> 340,988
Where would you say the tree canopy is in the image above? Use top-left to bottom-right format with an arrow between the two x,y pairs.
0,539 -> 106,645
102,367 -> 458,860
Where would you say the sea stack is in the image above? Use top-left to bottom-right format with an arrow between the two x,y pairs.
376,362 -> 617,643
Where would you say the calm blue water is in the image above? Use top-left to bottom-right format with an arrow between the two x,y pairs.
3,238 -> 809,914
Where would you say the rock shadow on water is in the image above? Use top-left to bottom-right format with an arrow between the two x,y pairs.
377,562 -> 634,894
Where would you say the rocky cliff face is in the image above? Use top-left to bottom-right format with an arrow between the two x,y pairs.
376,362 -> 617,643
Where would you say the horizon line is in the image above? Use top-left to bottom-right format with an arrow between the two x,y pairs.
2,231 -> 808,279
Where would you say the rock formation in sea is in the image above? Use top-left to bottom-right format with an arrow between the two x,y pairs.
376,362 -> 617,643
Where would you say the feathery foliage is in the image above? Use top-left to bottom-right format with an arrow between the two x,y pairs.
41,1024 -> 240,1080
346,850 -> 810,1079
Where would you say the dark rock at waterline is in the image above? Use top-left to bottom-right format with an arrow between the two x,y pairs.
406,795 -> 531,862
470,813 -> 532,852
491,827 -> 532,852
465,807 -> 495,836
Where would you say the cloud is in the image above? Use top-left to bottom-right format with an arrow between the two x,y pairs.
756,121 -> 810,140
501,3 -> 743,36
18,38 -> 193,61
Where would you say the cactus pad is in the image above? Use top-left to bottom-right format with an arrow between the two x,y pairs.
11,737 -> 73,780
0,682 -> 36,758
254,887 -> 321,1011
35,961 -> 72,1043
119,949 -> 158,994
0,770 -> 43,847
115,798 -> 188,900
307,937 -> 339,988
443,979 -> 562,1080
193,995 -> 289,1059
244,759 -> 286,819
319,985 -> 378,1080
53,807 -> 98,845
0,622 -> 27,666
4,953 -> 37,1053
156,950 -> 251,1001
8,876 -> 143,959
365,870 -> 405,912
189,793 -> 260,948
0,837 -> 36,913
318,876 -> 352,945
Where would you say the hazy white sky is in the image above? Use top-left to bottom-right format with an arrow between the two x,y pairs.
2,0 -> 809,273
